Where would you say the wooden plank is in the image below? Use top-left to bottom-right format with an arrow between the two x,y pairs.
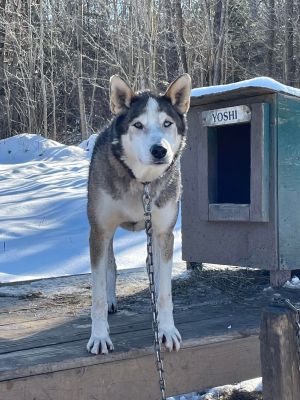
209,204 -> 250,222
260,305 -> 300,400
181,106 -> 207,264
250,103 -> 270,222
0,305 -> 262,380
0,334 -> 260,400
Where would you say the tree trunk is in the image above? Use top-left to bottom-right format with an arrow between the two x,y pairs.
285,0 -> 296,85
50,20 -> 57,141
0,0 -> 6,97
164,0 -> 179,82
0,0 -> 7,136
213,0 -> 227,85
39,0 -> 48,137
267,0 -> 276,77
175,0 -> 188,73
77,0 -> 88,141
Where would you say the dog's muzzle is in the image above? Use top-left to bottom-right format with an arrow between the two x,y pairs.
150,144 -> 167,162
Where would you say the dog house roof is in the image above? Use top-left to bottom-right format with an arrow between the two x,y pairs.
191,77 -> 300,106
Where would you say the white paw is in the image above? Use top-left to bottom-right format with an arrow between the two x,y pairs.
87,333 -> 114,355
158,325 -> 182,352
87,319 -> 114,355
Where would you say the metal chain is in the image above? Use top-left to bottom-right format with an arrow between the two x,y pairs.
142,182 -> 167,400
272,293 -> 300,370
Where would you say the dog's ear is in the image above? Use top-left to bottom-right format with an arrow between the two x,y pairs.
164,74 -> 192,115
110,75 -> 134,115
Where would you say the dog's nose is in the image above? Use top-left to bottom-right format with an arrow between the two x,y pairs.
150,144 -> 167,160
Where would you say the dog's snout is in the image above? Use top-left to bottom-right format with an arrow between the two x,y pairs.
150,144 -> 167,160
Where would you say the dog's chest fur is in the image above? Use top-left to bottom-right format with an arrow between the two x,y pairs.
93,177 -> 179,233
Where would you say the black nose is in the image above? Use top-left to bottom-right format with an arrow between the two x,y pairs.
150,144 -> 167,160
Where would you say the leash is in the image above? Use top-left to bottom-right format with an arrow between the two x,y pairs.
142,182 -> 167,400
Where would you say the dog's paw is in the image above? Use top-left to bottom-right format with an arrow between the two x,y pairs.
87,333 -> 114,355
87,319 -> 114,355
158,325 -> 182,352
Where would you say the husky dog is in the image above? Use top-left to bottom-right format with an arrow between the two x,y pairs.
87,74 -> 191,355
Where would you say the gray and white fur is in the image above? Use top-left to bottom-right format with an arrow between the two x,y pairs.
87,74 -> 191,354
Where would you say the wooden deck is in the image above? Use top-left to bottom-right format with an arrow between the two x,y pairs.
0,265 -> 296,400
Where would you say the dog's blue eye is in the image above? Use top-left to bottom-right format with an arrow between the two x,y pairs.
163,120 -> 173,128
133,122 -> 143,129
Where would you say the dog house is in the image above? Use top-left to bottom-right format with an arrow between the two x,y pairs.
181,79 -> 300,285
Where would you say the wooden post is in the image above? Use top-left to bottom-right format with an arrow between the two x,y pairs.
260,303 -> 300,400
186,262 -> 203,270
270,270 -> 291,287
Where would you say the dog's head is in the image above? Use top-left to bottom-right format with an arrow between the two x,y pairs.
110,74 -> 191,182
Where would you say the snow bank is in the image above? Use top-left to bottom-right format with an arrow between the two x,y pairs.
284,276 -> 300,289
0,133 -> 86,164
78,133 -> 98,155
191,76 -> 300,99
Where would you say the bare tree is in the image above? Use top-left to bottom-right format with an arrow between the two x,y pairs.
285,0 -> 296,84
76,0 -> 88,141
175,0 -> 188,73
0,0 -> 7,134
39,0 -> 48,137
1,0 -> 300,143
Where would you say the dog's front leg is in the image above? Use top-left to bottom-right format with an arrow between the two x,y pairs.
87,228 -> 114,354
107,239 -> 117,313
154,231 -> 182,352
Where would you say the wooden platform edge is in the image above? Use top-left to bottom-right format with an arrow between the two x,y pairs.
0,333 -> 260,400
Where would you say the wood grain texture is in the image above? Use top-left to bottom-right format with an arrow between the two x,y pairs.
0,335 -> 260,400
0,303 -> 262,381
260,306 -> 300,400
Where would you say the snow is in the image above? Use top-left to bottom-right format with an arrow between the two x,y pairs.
168,377 -> 262,400
0,133 -> 86,164
191,76 -> 300,99
78,133 -> 98,155
0,133 -> 182,283
284,276 -> 300,289
199,377 -> 262,399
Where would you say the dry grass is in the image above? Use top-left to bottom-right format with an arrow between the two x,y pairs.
173,266 -> 269,303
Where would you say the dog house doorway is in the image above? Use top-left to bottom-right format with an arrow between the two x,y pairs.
199,103 -> 269,222
208,123 -> 251,205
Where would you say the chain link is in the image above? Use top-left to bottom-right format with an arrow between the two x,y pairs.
272,293 -> 300,370
142,182 -> 167,400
